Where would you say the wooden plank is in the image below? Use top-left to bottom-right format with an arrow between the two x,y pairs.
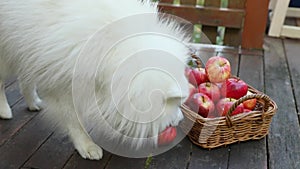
146,137 -> 191,169
180,0 -> 197,5
270,1 -> 286,36
224,1 -> 244,47
239,49 -> 263,56
4,78 -> 17,88
204,0 -> 220,7
0,109 -> 55,169
0,82 -> 37,147
23,131 -> 74,169
0,101 -> 38,146
4,81 -> 22,108
158,4 -> 245,28
105,130 -> 192,169
228,54 -> 267,169
105,155 -> 146,169
189,43 -> 239,56
284,38 -> 300,121
201,0 -> 221,44
201,26 -> 217,44
286,7 -> 300,18
195,29 -> 217,45
188,147 -> 230,169
238,54 -> 264,91
296,19 -> 300,26
268,0 -> 277,10
228,0 -> 246,9
188,50 -> 233,169
159,0 -> 174,3
284,17 -> 296,26
281,25 -> 300,39
63,151 -> 112,169
229,140 -> 267,169
224,28 -> 242,47
264,37 -> 300,169
242,0 -> 269,49
107,142 -> 192,169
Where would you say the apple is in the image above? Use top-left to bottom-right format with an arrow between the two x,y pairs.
158,126 -> 177,145
207,111 -> 218,118
216,98 -> 244,116
185,67 -> 208,86
198,82 -> 221,102
205,56 -> 231,83
242,91 -> 257,110
187,93 -> 215,118
185,84 -> 198,106
221,78 -> 248,99
243,98 -> 257,110
189,83 -> 198,96
244,109 -> 252,113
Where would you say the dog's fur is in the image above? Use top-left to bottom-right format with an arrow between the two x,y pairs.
0,0 -> 190,160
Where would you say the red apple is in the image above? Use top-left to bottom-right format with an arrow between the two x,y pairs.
186,67 -> 208,86
243,98 -> 257,110
158,126 -> 177,145
244,109 -> 252,113
198,82 -> 221,102
187,93 -> 215,118
207,111 -> 218,118
205,56 -> 231,83
221,78 -> 248,99
189,83 -> 198,96
216,98 -> 244,116
242,91 -> 257,110
185,84 -> 198,106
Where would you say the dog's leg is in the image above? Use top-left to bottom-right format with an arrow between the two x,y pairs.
19,81 -> 42,111
67,118 -> 103,160
0,80 -> 13,119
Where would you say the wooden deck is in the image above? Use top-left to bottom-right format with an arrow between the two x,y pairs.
1,37 -> 300,169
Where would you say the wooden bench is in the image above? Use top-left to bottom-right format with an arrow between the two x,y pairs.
158,0 -> 269,49
268,0 -> 300,39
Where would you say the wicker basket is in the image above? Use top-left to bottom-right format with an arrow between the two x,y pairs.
180,55 -> 278,148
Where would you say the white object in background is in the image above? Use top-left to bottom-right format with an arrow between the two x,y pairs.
268,0 -> 300,39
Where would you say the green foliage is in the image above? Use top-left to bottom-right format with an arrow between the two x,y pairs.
144,154 -> 153,169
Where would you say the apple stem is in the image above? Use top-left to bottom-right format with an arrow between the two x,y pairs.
220,62 -> 227,67
202,96 -> 205,102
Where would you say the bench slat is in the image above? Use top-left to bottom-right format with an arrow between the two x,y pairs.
180,0 -> 197,5
158,4 -> 245,28
228,0 -> 246,9
159,0 -> 174,3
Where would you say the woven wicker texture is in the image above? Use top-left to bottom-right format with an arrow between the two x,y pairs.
181,55 -> 278,148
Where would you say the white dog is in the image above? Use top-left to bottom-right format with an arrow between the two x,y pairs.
0,0 -> 190,160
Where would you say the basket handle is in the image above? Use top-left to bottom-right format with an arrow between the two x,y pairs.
190,53 -> 204,69
225,94 -> 271,127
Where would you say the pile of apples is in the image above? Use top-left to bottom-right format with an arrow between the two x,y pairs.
185,56 -> 257,118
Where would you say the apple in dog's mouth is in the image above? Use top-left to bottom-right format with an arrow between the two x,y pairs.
157,126 -> 177,146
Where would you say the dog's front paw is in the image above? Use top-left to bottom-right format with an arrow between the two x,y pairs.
0,104 -> 13,119
28,98 -> 43,112
75,142 -> 103,160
